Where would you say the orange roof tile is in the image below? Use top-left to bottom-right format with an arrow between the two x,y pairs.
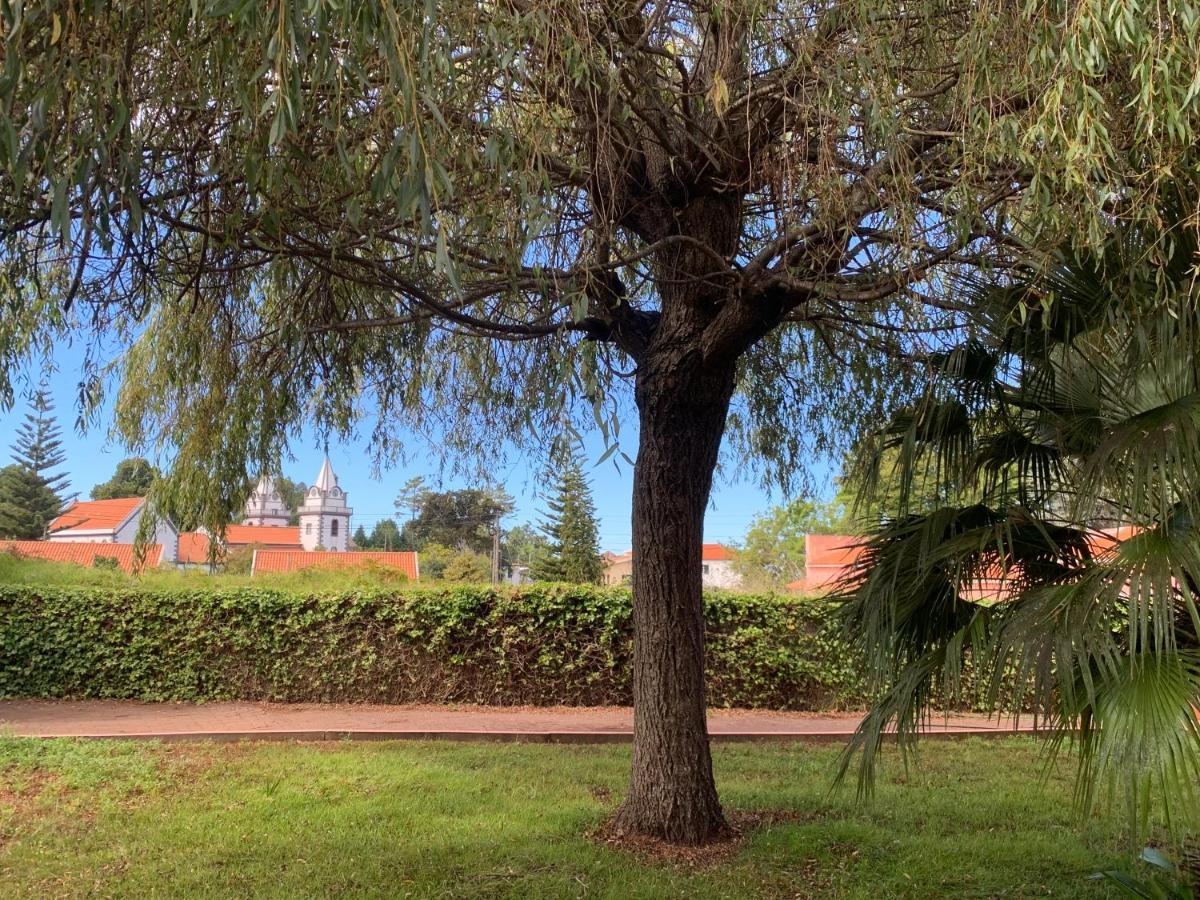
252,550 -> 419,579
224,524 -> 302,547
0,540 -> 162,574
176,532 -> 214,565
48,497 -> 143,534
805,534 -> 865,567
701,543 -> 736,561
177,525 -> 301,564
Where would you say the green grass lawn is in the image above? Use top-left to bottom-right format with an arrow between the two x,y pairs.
0,736 -> 1142,898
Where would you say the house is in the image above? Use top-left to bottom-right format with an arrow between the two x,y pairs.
600,550 -> 633,586
600,543 -> 742,589
787,534 -> 865,592
177,524 -> 304,566
46,497 -> 178,563
788,527 -> 1143,596
699,543 -> 741,589
251,549 -> 419,578
0,540 -> 163,574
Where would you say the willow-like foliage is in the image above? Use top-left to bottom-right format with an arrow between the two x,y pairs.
1,1 -> 1199,529
838,183 -> 1200,838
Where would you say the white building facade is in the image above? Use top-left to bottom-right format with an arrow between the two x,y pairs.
242,476 -> 292,527
298,456 -> 353,551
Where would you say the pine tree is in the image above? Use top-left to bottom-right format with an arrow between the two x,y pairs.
533,445 -> 602,583
11,388 -> 70,498
1,388 -> 69,536
352,525 -> 370,549
0,464 -> 62,539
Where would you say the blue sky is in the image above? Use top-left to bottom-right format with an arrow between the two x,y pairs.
1,348 -> 838,550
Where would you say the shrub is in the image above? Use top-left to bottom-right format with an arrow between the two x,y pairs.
442,551 -> 491,583
0,584 -> 881,708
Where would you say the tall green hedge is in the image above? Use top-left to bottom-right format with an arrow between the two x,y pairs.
0,585 -> 874,708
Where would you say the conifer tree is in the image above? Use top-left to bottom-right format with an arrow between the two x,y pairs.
11,388 -> 70,498
0,389 -> 69,536
352,525 -> 370,549
534,445 -> 603,584
0,464 -> 61,539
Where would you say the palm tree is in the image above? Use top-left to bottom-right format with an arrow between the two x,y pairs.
837,186 -> 1200,840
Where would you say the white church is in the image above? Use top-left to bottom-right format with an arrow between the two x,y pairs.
242,456 -> 353,551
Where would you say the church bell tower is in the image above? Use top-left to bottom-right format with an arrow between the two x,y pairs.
298,455 -> 352,551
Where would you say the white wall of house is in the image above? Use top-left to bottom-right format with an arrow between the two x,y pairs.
701,558 -> 742,589
46,529 -> 113,544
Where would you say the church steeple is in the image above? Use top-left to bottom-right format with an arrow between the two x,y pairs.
298,454 -> 352,551
243,475 -> 291,527
314,456 -> 338,492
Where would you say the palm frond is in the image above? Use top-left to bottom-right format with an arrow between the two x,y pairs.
837,179 -> 1200,840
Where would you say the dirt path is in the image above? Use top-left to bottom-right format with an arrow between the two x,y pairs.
0,700 -> 1038,743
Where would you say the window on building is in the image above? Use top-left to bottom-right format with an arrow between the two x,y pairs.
305,523 -> 312,535
331,519 -> 339,537
702,564 -> 710,575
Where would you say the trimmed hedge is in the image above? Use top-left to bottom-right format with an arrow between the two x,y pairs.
0,585 -> 873,709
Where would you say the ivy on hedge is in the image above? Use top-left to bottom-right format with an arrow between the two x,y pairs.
0,584 -> 880,708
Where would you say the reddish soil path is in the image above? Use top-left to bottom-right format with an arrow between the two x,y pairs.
0,700 -> 1038,743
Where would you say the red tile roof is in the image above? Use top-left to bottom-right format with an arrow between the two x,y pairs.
47,497 -> 143,534
805,534 -> 866,568
0,540 -> 162,574
800,528 -> 1146,598
176,525 -> 303,565
176,532 -> 214,565
223,524 -> 302,547
252,550 -> 419,579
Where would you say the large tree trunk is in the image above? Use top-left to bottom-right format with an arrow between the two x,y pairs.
612,348 -> 738,844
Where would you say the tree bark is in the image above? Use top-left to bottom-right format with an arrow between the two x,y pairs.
612,347 -> 737,844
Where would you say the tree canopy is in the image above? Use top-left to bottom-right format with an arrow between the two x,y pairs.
8,0 -> 1200,523
365,518 -> 403,551
271,476 -> 307,525
502,522 -> 552,576
9,387 -> 69,497
0,388 -> 68,536
0,462 -> 60,539
733,497 -> 843,589
396,487 -> 512,555
90,456 -> 157,500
